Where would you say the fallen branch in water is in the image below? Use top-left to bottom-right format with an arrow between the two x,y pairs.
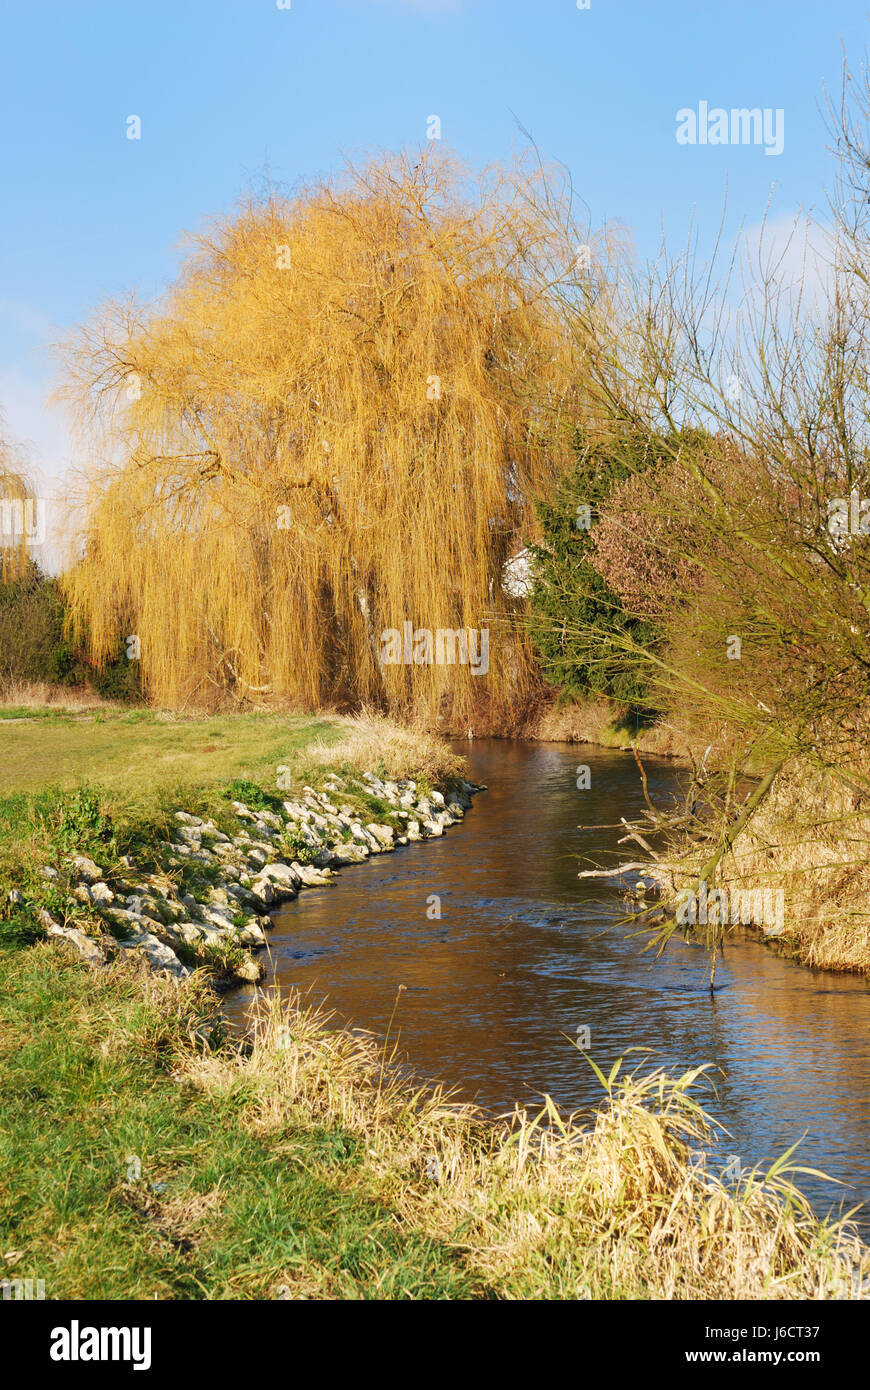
618,818 -> 661,860
577,862 -> 649,879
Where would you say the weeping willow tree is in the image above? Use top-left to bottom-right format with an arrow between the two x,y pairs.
60,148 -> 609,719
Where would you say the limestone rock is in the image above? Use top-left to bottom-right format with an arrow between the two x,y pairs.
115,927 -> 190,979
234,956 -> 263,983
249,874 -> 278,906
331,842 -> 370,865
39,909 -> 104,964
67,854 -> 103,883
291,862 -> 333,886
260,862 -> 300,893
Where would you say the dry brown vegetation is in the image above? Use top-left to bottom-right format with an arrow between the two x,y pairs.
0,680 -> 112,712
183,988 -> 870,1299
647,755 -> 870,974
304,708 -> 466,784
529,695 -> 694,757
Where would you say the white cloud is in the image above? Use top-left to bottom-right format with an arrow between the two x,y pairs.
738,211 -> 835,318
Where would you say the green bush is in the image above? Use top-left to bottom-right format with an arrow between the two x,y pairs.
90,635 -> 142,702
527,431 -> 666,712
55,787 -> 112,855
0,561 -> 140,700
0,561 -> 84,687
223,779 -> 283,812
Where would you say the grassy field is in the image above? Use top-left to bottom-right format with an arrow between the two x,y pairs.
0,704 -> 464,902
0,706 -> 340,802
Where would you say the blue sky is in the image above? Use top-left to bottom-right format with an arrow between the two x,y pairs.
1,0 -> 867,491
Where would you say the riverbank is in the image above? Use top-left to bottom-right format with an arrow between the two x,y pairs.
525,696 -> 870,977
2,941 -> 868,1300
528,696 -> 693,758
3,707 -> 870,1299
643,764 -> 870,978
0,708 -> 475,986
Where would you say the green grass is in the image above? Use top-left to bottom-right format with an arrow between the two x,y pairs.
0,706 -> 72,721
0,708 -> 339,803
0,942 -> 485,1299
0,709 -> 342,900
3,936 -> 866,1301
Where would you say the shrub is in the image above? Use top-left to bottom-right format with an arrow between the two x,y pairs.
527,431 -> 670,711
55,787 -> 113,855
0,562 -> 85,688
0,561 -> 140,700
223,779 -> 283,813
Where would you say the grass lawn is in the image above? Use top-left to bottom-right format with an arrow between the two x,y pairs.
0,707 -> 341,803
0,943 -> 485,1299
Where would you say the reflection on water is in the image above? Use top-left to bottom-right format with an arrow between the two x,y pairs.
223,739 -> 870,1230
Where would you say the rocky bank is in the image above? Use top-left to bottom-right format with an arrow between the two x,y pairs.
29,772 -> 483,986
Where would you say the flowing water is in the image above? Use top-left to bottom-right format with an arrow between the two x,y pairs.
223,739 -> 870,1230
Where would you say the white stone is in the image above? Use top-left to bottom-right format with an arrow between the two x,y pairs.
67,854 -> 103,883
39,910 -> 104,964
115,927 -> 190,979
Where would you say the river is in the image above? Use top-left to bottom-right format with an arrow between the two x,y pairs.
223,738 -> 870,1231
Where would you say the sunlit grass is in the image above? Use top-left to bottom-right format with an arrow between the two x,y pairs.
0,707 -> 339,802
1,943 -> 865,1300
0,945 -> 483,1300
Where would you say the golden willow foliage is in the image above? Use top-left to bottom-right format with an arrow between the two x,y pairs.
61,149 -> 600,718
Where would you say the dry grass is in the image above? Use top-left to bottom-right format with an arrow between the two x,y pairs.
710,764 -> 870,974
303,708 -> 467,785
185,989 -> 870,1300
530,696 -> 695,758
650,758 -> 870,975
0,680 -> 114,712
